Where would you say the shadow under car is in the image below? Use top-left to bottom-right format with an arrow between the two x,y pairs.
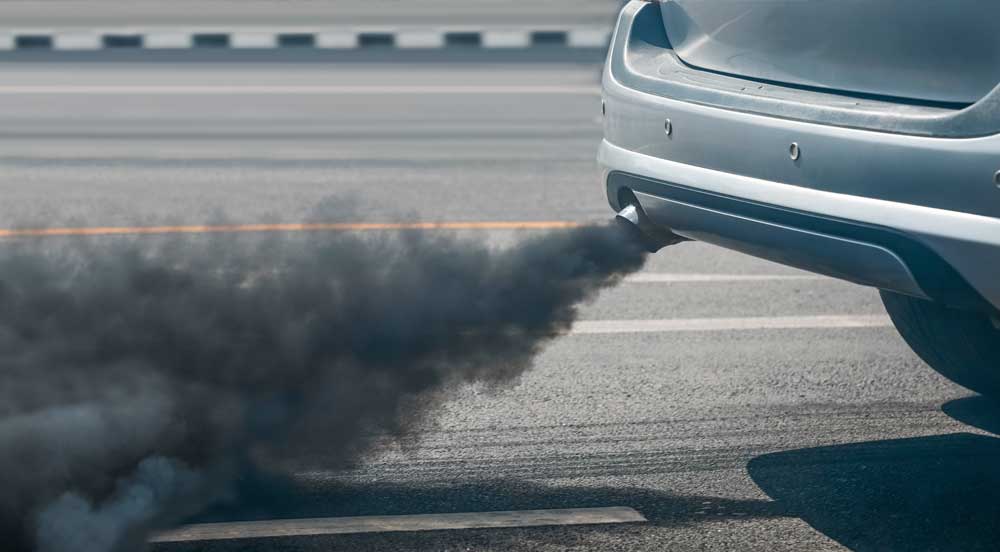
748,396 -> 1000,551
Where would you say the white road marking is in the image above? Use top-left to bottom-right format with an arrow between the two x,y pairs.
150,507 -> 646,542
570,315 -> 892,335
143,32 -> 193,49
397,30 -> 446,48
0,85 -> 600,95
624,273 -> 827,284
482,30 -> 531,48
230,31 -> 278,49
53,32 -> 102,50
0,26 -> 613,53
316,31 -> 358,49
568,28 -> 611,48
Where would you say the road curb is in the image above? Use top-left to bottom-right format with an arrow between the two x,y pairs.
0,27 -> 611,52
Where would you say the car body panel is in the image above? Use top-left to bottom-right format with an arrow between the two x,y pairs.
613,1 -> 1000,138
604,69 -> 1000,220
601,142 -> 1000,312
600,1 -> 1000,312
661,0 -> 1000,105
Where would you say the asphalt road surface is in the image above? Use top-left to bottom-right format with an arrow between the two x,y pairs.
0,0 -> 623,28
3,62 -> 999,551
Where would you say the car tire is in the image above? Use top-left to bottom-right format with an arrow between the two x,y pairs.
881,290 -> 1000,397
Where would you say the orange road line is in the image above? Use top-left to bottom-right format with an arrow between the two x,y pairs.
0,221 -> 586,238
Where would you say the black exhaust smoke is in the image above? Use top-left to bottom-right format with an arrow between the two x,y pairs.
0,214 -> 661,551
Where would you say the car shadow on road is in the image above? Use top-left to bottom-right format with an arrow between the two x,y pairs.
747,395 -> 1000,551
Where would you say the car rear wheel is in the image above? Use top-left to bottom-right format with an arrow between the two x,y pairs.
881,291 -> 1000,397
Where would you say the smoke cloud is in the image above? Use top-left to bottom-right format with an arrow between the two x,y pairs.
0,217 -> 650,551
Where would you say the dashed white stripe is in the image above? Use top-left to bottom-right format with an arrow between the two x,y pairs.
396,30 -> 445,49
230,31 -> 278,49
53,32 -> 102,50
316,31 -> 358,49
568,28 -> 611,48
570,315 -> 893,335
143,31 -> 193,49
482,30 -> 531,48
151,507 -> 646,542
624,273 -> 828,284
0,27 -> 610,51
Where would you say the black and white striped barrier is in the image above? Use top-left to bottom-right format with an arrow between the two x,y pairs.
0,27 -> 611,51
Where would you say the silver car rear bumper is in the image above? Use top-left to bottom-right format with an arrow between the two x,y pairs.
601,1 -> 1000,312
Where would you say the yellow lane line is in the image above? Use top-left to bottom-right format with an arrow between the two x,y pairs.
0,221 -> 585,238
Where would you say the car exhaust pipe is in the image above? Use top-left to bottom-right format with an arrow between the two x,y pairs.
615,203 -> 686,253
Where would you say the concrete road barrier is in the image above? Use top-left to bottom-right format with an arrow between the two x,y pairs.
0,26 -> 612,52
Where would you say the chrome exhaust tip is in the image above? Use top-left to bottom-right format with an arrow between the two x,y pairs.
615,203 -> 685,253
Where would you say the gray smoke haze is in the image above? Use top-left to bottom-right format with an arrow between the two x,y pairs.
0,217 -> 650,551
